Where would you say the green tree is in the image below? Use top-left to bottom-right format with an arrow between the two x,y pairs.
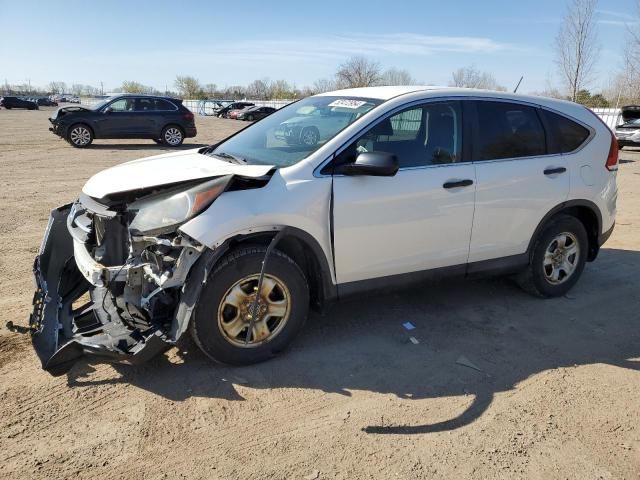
175,75 -> 206,99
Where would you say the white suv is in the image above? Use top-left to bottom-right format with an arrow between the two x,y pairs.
30,86 -> 618,375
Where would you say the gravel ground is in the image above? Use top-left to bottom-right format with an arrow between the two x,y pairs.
0,107 -> 639,479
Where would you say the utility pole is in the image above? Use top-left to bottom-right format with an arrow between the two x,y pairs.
100,81 -> 104,95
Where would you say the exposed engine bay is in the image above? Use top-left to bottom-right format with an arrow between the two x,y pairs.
29,173 -> 270,375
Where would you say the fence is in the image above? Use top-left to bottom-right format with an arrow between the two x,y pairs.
591,108 -> 622,130
182,99 -> 295,116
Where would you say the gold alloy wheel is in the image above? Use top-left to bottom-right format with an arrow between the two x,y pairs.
217,274 -> 291,348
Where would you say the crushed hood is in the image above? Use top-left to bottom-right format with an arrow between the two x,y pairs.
82,148 -> 274,199
50,104 -> 94,120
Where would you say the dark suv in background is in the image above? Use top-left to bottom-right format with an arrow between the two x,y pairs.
49,95 -> 197,147
1,96 -> 38,110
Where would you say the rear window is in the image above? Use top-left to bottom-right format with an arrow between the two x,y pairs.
474,101 -> 546,160
541,110 -> 590,153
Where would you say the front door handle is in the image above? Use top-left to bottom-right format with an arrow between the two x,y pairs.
544,167 -> 567,175
443,179 -> 474,189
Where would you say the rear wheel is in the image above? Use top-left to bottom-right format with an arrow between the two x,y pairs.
516,215 -> 588,297
67,124 -> 93,148
161,125 -> 184,146
190,246 -> 309,365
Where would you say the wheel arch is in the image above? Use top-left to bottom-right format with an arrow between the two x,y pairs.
528,200 -> 602,262
221,227 -> 338,311
66,121 -> 95,139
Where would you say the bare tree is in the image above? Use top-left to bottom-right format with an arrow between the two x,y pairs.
380,68 -> 416,86
312,78 -> 336,94
246,78 -> 271,99
555,0 -> 600,102
48,81 -> 67,94
121,81 -> 154,94
335,56 -> 381,89
204,83 -> 217,97
449,65 -> 505,90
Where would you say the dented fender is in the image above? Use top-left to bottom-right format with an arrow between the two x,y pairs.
179,169 -> 336,282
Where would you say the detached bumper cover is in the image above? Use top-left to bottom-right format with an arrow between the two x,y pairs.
29,205 -> 172,376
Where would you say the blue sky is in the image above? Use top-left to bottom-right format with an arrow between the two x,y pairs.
0,0 -> 637,93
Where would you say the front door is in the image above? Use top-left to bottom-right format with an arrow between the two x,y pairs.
96,97 -> 138,138
332,101 -> 476,284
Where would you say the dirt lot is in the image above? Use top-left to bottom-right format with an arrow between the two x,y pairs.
0,107 -> 638,480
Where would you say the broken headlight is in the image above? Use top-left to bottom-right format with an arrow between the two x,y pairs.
128,177 -> 228,234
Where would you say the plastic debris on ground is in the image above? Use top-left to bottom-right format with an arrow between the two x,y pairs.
455,355 -> 483,372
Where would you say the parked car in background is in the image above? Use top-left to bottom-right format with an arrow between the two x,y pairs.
0,96 -> 38,110
29,86 -> 617,375
49,94 -> 196,147
217,101 -> 254,118
274,103 -> 355,145
36,97 -> 59,107
236,105 -> 276,121
615,105 -> 640,148
228,106 -> 254,119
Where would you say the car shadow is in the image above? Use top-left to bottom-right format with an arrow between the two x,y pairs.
87,142 -> 209,151
67,247 -> 640,433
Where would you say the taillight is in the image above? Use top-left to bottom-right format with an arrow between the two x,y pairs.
183,111 -> 194,121
606,131 -> 619,171
584,107 -> 618,171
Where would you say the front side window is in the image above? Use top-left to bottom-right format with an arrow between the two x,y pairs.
335,101 -> 463,169
108,98 -> 135,112
209,96 -> 382,167
474,101 -> 545,160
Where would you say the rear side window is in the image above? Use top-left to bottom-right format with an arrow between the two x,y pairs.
474,101 -> 546,160
154,99 -> 176,111
541,109 -> 590,153
135,98 -> 154,111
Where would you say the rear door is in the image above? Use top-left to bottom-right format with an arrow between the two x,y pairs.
468,100 -> 570,263
332,101 -> 476,284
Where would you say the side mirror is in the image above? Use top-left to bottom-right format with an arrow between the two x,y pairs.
103,107 -> 113,114
335,151 -> 399,177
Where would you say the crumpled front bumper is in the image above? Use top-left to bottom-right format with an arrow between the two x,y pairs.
29,204 -> 171,376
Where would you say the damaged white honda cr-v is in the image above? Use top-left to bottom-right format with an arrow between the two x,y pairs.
29,86 -> 618,375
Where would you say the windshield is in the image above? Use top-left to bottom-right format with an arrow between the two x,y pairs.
208,96 -> 383,167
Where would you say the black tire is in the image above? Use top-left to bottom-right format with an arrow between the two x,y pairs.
619,145 -> 624,150
247,114 -> 254,121
300,126 -> 320,146
4,106 -> 11,110
161,125 -> 184,146
516,215 -> 588,297
67,123 -> 93,148
190,246 -> 309,365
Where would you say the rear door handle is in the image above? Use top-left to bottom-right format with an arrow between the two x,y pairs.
443,179 -> 474,189
544,167 -> 567,175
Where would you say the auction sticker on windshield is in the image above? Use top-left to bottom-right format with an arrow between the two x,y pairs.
327,99 -> 369,109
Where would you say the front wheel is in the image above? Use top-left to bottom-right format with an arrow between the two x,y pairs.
190,246 -> 309,365
67,124 -> 93,148
516,215 -> 588,297
161,125 -> 184,146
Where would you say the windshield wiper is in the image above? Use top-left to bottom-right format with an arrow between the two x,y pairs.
210,151 -> 247,164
